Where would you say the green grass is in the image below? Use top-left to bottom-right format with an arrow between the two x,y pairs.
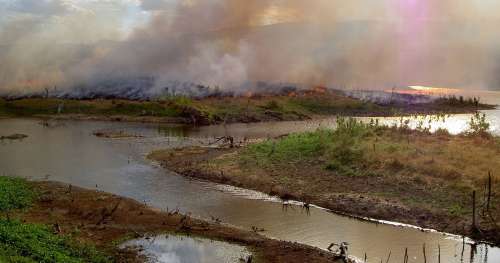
0,98 -> 185,118
243,130 -> 331,164
242,118 -> 377,176
0,176 -> 111,263
0,177 -> 36,213
0,220 -> 110,263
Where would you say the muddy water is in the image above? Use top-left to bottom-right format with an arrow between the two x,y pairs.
120,235 -> 251,263
0,117 -> 499,263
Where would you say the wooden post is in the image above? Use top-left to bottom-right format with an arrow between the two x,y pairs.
461,236 -> 465,261
423,243 -> 427,263
438,244 -> 441,263
472,191 -> 478,232
487,172 -> 492,212
404,248 -> 408,263
364,252 -> 367,262
483,178 -> 488,217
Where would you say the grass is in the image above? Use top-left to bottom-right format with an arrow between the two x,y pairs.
0,98 -> 183,118
0,176 -> 36,213
0,220 -> 110,263
0,176 -> 111,263
241,118 -> 377,177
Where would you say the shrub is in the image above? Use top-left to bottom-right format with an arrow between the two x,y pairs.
466,112 -> 490,137
434,128 -> 450,136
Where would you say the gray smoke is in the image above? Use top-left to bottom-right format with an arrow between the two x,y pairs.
2,0 -> 500,99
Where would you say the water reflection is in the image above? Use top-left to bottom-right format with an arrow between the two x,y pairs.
120,235 -> 250,263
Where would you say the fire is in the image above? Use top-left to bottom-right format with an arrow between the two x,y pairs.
408,86 -> 460,95
244,91 -> 254,98
304,86 -> 327,96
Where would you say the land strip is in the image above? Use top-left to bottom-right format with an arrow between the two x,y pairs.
149,119 -> 500,245
0,90 -> 494,125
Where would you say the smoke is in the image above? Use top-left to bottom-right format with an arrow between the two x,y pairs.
2,0 -> 500,98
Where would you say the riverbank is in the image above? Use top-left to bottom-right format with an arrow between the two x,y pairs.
0,90 -> 494,125
3,177 -> 347,262
149,120 -> 500,246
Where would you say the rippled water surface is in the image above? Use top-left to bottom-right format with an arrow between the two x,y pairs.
0,105 -> 499,262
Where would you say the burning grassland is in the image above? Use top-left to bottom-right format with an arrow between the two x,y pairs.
149,118 -> 500,245
0,87 -> 494,125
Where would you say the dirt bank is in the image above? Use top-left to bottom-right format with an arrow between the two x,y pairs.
20,181 -> 348,263
149,141 -> 500,246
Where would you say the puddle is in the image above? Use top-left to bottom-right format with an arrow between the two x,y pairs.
121,235 -> 251,263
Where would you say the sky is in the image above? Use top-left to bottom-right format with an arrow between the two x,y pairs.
2,0 -> 500,94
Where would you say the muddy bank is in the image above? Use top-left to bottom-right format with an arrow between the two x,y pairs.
93,130 -> 145,139
0,133 -> 28,140
36,114 -> 190,124
149,146 -> 500,246
20,181 -> 347,263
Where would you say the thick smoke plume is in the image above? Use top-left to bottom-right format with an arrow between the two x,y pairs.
2,0 -> 500,99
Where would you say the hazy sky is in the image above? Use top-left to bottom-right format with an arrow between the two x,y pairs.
2,0 -> 500,93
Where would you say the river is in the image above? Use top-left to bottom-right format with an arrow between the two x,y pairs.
1,109 -> 499,263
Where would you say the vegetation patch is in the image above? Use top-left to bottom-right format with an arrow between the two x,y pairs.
0,176 -> 111,263
0,176 -> 36,213
0,219 -> 110,263
241,118 -> 379,177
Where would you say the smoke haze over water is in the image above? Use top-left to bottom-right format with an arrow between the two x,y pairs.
2,0 -> 500,97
